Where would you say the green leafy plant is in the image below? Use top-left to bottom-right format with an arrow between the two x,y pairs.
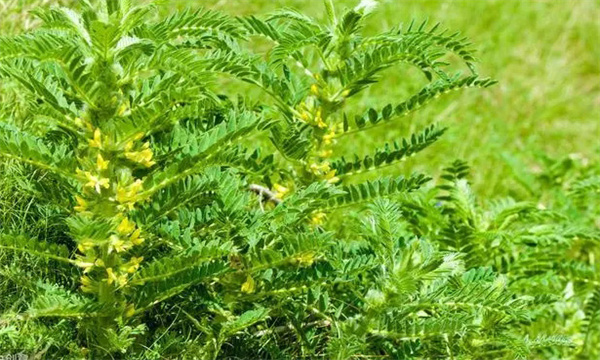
0,0 -> 597,359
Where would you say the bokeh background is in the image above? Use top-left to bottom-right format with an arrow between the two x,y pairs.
2,0 -> 598,198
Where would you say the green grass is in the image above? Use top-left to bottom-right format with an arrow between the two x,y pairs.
0,2 -> 598,358
0,0 -> 69,34
2,0 -> 599,198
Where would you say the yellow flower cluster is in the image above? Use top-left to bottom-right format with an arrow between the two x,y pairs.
317,125 -> 340,159
125,256 -> 144,273
86,173 -> 109,193
241,274 -> 255,294
77,257 -> 117,292
109,234 -> 131,253
75,260 -> 95,272
273,183 -> 290,199
106,267 -> 128,286
117,101 -> 130,116
310,211 -> 326,226
108,217 -> 145,253
130,228 -> 144,245
77,239 -> 95,253
89,128 -> 103,148
295,78 -> 335,129
294,252 -> 315,267
115,179 -> 144,209
317,122 -> 343,160
310,84 -> 319,96
80,275 -> 94,293
125,141 -> 156,167
117,217 -> 136,234
77,168 -> 110,194
124,304 -> 136,318
318,148 -> 333,158
74,196 -> 87,212
75,125 -> 152,295
322,127 -> 337,145
96,154 -> 109,170
79,254 -> 142,292
299,107 -> 327,129
309,161 -> 340,184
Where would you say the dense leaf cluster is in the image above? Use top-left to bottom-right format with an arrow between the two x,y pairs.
0,1 -> 598,359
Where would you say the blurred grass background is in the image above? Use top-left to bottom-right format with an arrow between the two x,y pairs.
2,0 -> 598,199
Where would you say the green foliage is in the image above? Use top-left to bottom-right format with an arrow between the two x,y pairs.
0,0 -> 597,359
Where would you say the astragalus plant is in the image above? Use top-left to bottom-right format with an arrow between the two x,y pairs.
0,0 -> 598,359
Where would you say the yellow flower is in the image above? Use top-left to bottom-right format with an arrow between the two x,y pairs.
119,273 -> 128,285
117,217 -> 136,235
327,176 -> 340,184
273,183 -> 290,199
116,186 -> 130,203
318,149 -> 333,158
133,132 -> 145,141
124,141 -> 134,152
106,267 -> 117,285
313,108 -> 327,128
74,116 -> 90,129
74,196 -> 87,212
130,228 -> 145,245
109,235 -> 130,253
80,275 -> 94,293
77,240 -> 95,253
316,117 -> 327,129
96,154 -> 109,170
310,212 -> 327,226
323,129 -> 336,145
126,256 -> 144,273
310,84 -> 319,95
89,128 -> 102,148
81,275 -> 92,286
295,252 -> 315,266
115,179 -> 144,204
75,260 -> 95,272
324,169 -> 340,184
106,268 -> 128,286
95,258 -> 105,267
141,149 -> 156,167
309,161 -> 339,182
124,304 -> 136,318
310,161 -> 331,176
241,275 -> 255,294
125,148 -> 156,167
130,179 -> 144,193
83,172 -> 110,193
117,102 -> 129,116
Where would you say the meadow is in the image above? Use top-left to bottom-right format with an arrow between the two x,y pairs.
0,0 -> 598,359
